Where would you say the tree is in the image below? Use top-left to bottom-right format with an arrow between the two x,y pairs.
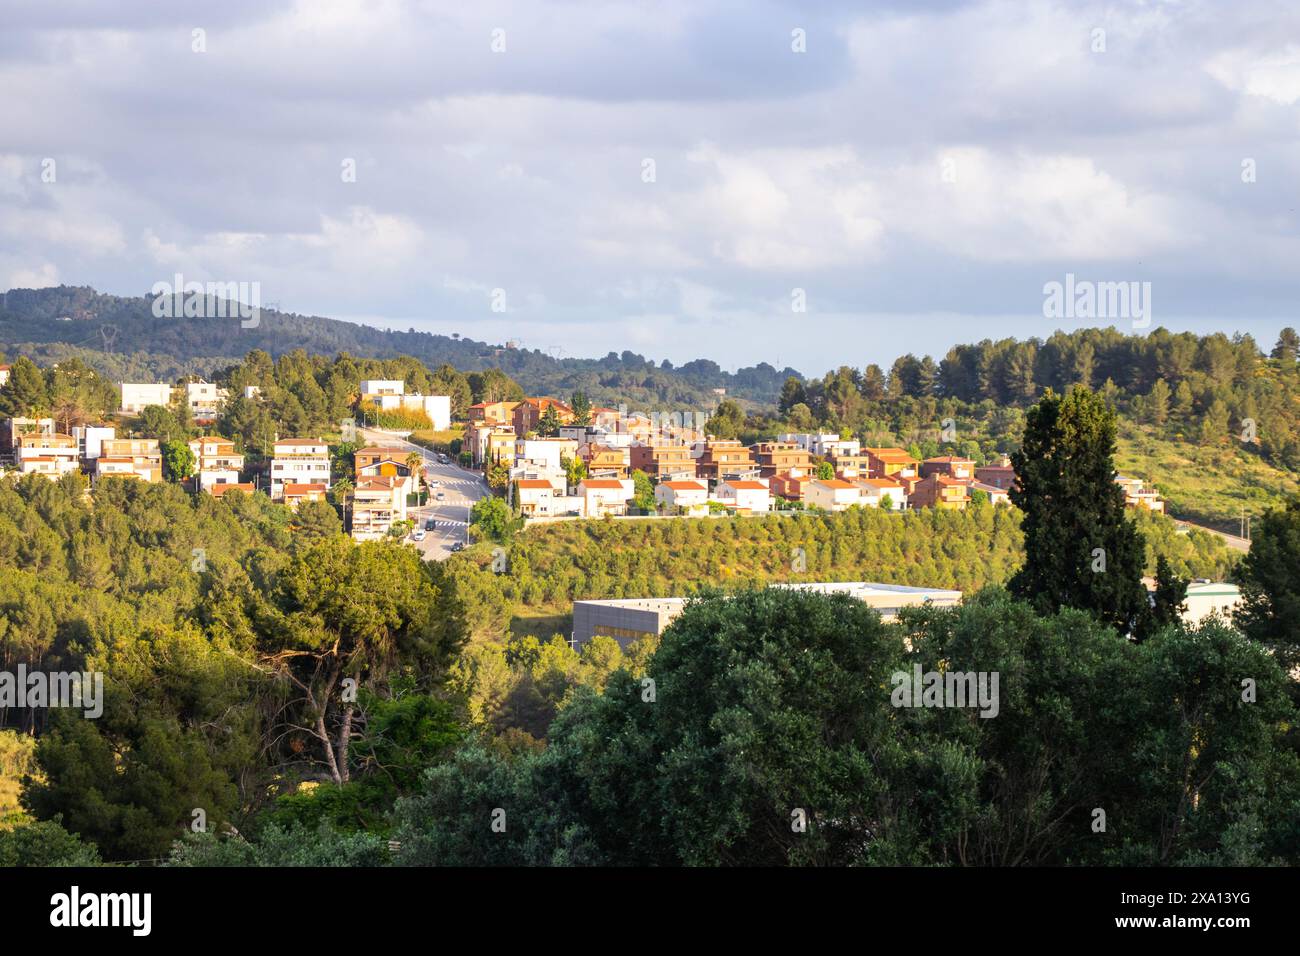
0,357 -> 49,416
1271,328 -> 1299,363
1234,496 -> 1300,673
707,400 -> 745,440
815,461 -> 835,480
1136,555 -> 1188,642
470,496 -> 516,544
406,451 -> 425,505
631,470 -> 656,513
137,404 -> 188,444
538,406 -> 561,437
1009,387 -> 1150,634
262,537 -> 447,786
778,377 -> 807,414
569,390 -> 592,427
162,439 -> 196,483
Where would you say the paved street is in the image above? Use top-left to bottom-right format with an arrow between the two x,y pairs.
359,428 -> 488,560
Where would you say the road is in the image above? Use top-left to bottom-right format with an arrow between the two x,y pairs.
359,428 -> 488,561
1171,517 -> 1251,554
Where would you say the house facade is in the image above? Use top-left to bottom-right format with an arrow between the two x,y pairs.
271,439 -> 331,499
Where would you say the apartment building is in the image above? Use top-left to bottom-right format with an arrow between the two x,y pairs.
188,437 -> 245,491
185,381 -> 226,423
515,478 -> 582,517
629,442 -> 696,480
856,477 -> 908,509
909,473 -> 969,509
921,456 -> 975,481
120,383 -> 174,414
2,417 -> 54,464
514,437 -> 578,478
580,443 -> 630,480
468,401 -> 520,426
513,397 -> 574,436
975,456 -> 1017,490
271,439 -> 331,500
17,432 -> 80,478
351,475 -> 411,540
97,438 -> 163,482
750,442 -> 813,479
694,440 -> 759,482
830,453 -> 874,480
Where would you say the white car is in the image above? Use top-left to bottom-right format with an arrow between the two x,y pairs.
411,528 -> 427,542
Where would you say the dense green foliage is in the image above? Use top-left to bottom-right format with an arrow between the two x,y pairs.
390,587 -> 1300,866
1234,496 -> 1300,674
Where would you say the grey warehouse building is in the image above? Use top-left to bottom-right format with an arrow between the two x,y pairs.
570,581 -> 962,649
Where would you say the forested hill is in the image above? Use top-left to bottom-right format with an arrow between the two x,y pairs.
0,285 -> 799,408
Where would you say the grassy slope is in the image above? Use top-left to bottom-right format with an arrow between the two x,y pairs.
1116,423 -> 1298,534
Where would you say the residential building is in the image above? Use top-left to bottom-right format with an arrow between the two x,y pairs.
830,453 -> 874,480
514,437 -> 578,478
271,439 -> 331,499
770,474 -> 810,502
351,475 -> 412,540
806,478 -> 862,512
210,482 -> 256,499
629,442 -> 697,480
579,478 -> 634,517
1114,475 -> 1165,513
968,481 -> 1011,506
909,474 -> 969,509
778,432 -> 843,456
715,479 -> 772,514
17,433 -> 80,478
185,381 -> 226,423
188,437 -> 246,491
750,442 -> 813,479
694,440 -> 758,482
355,446 -> 413,478
921,456 -> 975,480
516,478 -> 581,517
71,424 -> 116,461
856,477 -> 908,509
1179,581 -> 1242,624
120,383 -> 174,414
2,417 -> 54,464
468,401 -> 520,426
485,427 -> 517,469
975,456 -> 1017,490
513,397 -> 574,436
580,443 -> 630,480
359,379 -> 405,397
572,582 -> 963,649
98,438 -> 163,482
282,483 -> 328,510
655,479 -> 709,516
864,447 -> 920,479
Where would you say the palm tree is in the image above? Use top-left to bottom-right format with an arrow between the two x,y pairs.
330,476 -> 354,531
406,450 -> 425,505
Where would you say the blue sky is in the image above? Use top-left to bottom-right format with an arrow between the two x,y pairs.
2,0 -> 1298,373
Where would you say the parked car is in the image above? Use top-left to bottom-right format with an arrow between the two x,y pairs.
411,528 -> 427,542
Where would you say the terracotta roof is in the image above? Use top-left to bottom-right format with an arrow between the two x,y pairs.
925,456 -> 974,464
661,480 -> 707,491
859,478 -> 903,489
723,480 -> 769,490
516,479 -> 555,489
815,479 -> 856,490
581,479 -> 626,489
210,483 -> 255,497
865,447 -> 917,461
283,483 -> 327,495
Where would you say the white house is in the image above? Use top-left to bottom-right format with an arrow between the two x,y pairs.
17,433 -> 80,478
359,379 -> 405,397
579,478 -> 634,517
715,479 -> 772,514
655,479 -> 709,516
120,383 -> 174,414
71,424 -> 116,461
806,478 -> 862,512
189,437 -> 246,491
270,439 -> 331,499
185,381 -> 226,421
855,478 -> 907,510
516,478 -> 583,517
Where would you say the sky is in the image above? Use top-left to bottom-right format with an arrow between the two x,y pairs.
2,0 -> 1299,374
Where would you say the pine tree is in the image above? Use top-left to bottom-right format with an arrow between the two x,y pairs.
1009,387 -> 1150,634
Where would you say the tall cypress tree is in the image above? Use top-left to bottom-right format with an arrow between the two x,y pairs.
1009,387 -> 1150,634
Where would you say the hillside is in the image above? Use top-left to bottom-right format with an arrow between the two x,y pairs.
0,285 -> 799,409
